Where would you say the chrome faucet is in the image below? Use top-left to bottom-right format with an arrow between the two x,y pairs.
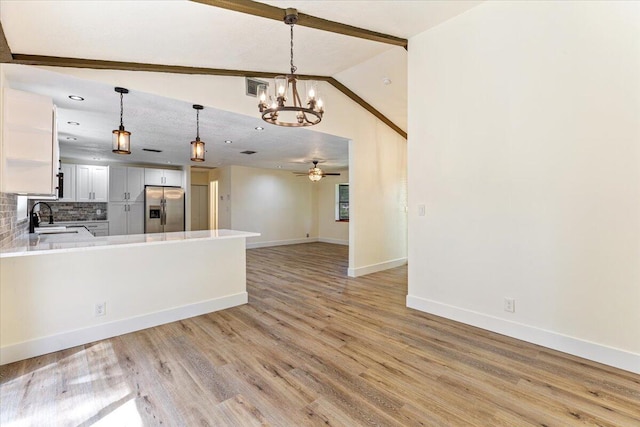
29,202 -> 54,233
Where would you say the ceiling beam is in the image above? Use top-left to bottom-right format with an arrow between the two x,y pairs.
0,23 -> 14,63
327,78 -> 407,140
9,54 -> 406,139
190,0 -> 408,48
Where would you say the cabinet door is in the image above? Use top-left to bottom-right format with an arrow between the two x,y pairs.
76,165 -> 93,201
108,203 -> 127,236
127,167 -> 145,203
144,168 -> 164,186
127,202 -> 145,235
92,166 -> 109,202
1,88 -> 55,195
163,169 -> 183,187
109,166 -> 127,202
58,163 -> 76,202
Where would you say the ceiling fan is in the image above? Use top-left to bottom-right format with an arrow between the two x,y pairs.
294,160 -> 341,182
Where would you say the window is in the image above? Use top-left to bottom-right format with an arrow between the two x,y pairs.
336,183 -> 349,221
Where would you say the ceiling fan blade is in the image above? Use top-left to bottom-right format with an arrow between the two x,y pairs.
321,173 -> 341,176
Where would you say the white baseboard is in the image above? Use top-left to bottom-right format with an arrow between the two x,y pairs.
318,237 -> 349,246
406,295 -> 640,374
0,292 -> 248,366
246,238 -> 318,249
348,257 -> 407,277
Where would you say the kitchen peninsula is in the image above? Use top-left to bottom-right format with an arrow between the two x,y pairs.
0,228 -> 259,365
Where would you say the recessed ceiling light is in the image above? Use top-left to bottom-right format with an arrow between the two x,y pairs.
255,126 -> 264,131
277,165 -> 282,169
224,140 -> 233,144
66,137 -> 77,140
166,161 -> 171,164
92,157 -> 101,160
67,121 -> 80,126
68,95 -> 84,101
382,77 -> 392,85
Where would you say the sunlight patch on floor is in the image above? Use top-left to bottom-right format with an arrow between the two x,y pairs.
1,341 -> 134,426
91,398 -> 143,427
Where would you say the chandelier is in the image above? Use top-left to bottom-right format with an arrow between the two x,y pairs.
257,8 -> 324,127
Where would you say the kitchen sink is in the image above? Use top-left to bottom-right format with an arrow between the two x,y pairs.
35,227 -> 78,234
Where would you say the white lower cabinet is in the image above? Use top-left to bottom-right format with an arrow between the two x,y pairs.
109,202 -> 144,236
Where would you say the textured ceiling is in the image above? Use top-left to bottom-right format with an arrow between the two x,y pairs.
3,64 -> 349,171
0,0 -> 482,170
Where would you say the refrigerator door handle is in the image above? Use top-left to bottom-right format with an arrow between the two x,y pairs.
161,199 -> 166,226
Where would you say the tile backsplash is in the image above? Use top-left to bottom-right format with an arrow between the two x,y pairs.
29,201 -> 108,222
0,192 -> 28,248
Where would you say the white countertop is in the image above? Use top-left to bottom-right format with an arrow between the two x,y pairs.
0,229 -> 260,258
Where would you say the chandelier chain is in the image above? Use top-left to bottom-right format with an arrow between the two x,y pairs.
119,92 -> 124,127
290,24 -> 297,75
196,109 -> 200,139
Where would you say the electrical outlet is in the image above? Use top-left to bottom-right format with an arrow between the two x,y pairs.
418,204 -> 426,216
95,302 -> 106,317
504,298 -> 515,313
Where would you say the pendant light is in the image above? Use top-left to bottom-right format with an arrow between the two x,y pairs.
190,105 -> 205,162
257,8 -> 324,127
112,87 -> 131,154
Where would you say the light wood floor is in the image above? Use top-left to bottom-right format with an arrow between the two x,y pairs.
1,243 -> 639,426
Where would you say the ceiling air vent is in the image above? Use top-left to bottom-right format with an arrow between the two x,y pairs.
142,148 -> 163,153
240,150 -> 257,155
246,78 -> 268,97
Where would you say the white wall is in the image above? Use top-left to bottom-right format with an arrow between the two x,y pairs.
227,165 -> 315,247
316,172 -> 349,245
210,166 -> 231,229
41,66 -> 408,275
407,1 -> 640,373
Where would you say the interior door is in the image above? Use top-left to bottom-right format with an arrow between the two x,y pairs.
190,184 -> 209,231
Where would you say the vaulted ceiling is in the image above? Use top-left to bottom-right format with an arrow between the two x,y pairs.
0,0 -> 481,170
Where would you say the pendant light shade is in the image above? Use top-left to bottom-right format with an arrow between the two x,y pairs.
112,87 -> 131,154
190,105 -> 205,162
308,166 -> 323,182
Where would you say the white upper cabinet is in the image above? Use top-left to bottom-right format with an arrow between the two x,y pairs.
76,165 -> 108,202
144,168 -> 182,187
109,166 -> 144,202
1,88 -> 58,195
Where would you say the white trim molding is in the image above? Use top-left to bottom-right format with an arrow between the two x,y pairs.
246,238 -> 317,249
318,237 -> 349,246
406,295 -> 640,374
348,257 -> 407,278
0,292 -> 247,366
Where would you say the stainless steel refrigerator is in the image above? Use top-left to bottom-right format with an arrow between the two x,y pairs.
144,186 -> 185,233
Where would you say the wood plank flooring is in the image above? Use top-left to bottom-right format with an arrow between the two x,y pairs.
1,242 -> 639,426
